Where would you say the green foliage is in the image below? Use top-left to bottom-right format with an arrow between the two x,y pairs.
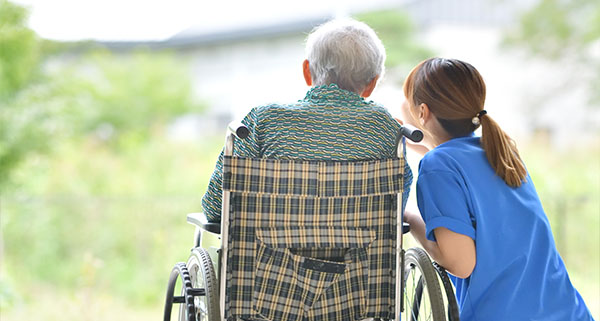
0,88 -> 56,187
507,0 -> 573,59
0,48 -> 203,186
0,2 -> 203,187
0,0 -> 43,186
0,0 -> 207,312
44,50 -> 203,147
2,136 -> 223,310
504,0 -> 600,105
0,0 -> 39,98
505,0 -> 600,58
355,10 -> 434,69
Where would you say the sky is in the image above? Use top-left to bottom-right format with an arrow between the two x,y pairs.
12,0 -> 402,41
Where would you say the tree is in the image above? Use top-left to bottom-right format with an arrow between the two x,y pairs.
504,0 -> 600,105
0,0 -> 44,186
0,0 -> 204,187
0,0 -> 39,97
1,1 -> 206,310
42,49 -> 203,148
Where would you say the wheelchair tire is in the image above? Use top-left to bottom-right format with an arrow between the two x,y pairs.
433,262 -> 460,321
403,247 -> 446,321
164,262 -> 197,321
181,248 -> 219,321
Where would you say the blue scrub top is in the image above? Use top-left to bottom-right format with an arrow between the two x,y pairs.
416,135 -> 593,321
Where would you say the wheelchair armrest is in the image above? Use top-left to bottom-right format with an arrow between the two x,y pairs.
186,213 -> 221,234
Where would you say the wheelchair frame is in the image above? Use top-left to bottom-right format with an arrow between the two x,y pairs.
163,122 -> 459,321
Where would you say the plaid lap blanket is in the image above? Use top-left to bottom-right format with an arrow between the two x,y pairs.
222,156 -> 406,321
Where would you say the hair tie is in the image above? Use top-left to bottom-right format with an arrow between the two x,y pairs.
472,109 -> 487,125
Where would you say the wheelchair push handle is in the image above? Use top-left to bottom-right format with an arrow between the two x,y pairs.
400,124 -> 423,143
228,121 -> 423,143
227,121 -> 250,140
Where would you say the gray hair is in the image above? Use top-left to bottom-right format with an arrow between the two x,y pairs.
305,18 -> 386,94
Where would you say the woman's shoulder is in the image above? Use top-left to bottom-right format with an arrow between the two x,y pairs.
419,149 -> 455,176
420,136 -> 482,175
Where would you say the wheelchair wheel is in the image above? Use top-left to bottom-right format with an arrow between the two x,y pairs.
164,262 -> 198,321
433,262 -> 460,321
180,248 -> 219,321
403,247 -> 445,321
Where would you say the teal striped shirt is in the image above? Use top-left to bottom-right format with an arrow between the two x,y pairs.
202,84 -> 413,222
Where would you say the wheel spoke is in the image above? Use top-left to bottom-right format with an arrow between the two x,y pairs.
190,260 -> 209,320
402,248 -> 446,321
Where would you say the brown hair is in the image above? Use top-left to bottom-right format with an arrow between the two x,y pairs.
403,58 -> 526,187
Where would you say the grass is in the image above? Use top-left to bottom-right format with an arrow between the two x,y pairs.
1,134 -> 223,316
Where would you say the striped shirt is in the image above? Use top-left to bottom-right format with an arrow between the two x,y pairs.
202,84 -> 413,222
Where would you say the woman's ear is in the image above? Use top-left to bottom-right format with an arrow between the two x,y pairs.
418,103 -> 430,126
302,59 -> 312,86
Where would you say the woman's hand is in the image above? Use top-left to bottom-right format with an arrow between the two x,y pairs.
403,209 -> 419,224
403,209 -> 434,251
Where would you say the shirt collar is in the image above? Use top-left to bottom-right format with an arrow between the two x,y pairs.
303,83 -> 367,104
435,132 -> 478,149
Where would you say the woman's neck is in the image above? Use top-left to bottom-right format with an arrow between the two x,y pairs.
422,124 -> 451,150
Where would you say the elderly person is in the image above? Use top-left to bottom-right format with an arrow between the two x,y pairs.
202,18 -> 411,222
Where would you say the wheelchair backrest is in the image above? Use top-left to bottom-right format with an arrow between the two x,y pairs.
222,156 -> 407,321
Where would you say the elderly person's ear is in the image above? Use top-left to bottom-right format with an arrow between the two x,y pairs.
360,75 -> 379,98
303,59 -> 312,86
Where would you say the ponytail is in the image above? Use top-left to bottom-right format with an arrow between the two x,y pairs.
404,58 -> 528,188
480,115 -> 527,187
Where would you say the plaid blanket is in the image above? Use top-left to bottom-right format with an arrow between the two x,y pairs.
222,156 -> 406,321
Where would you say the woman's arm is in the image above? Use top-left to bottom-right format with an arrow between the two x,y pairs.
405,210 -> 476,279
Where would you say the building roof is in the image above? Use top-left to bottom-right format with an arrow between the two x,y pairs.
97,14 -> 332,50
97,0 -> 534,50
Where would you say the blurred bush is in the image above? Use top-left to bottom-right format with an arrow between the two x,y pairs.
0,0 -> 39,97
1,42 -> 203,188
0,0 -> 207,313
45,50 -> 202,147
0,0 -> 44,186
504,0 -> 600,106
3,137 -> 222,309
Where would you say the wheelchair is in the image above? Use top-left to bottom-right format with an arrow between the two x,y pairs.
164,122 -> 460,321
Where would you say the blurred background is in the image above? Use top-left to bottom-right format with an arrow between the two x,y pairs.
0,0 -> 598,319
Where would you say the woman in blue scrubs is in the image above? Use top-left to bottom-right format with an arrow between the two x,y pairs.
399,58 -> 594,321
